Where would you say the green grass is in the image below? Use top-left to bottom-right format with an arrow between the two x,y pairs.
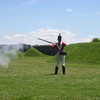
0,56 -> 100,100
24,47 -> 44,57
65,42 -> 100,64
0,42 -> 100,100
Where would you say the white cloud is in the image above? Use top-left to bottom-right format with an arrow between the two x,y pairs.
30,28 -> 75,45
66,9 -> 73,12
1,28 -> 75,45
74,35 -> 97,43
96,12 -> 100,15
1,28 -> 97,45
14,34 -> 26,37
4,35 -> 13,39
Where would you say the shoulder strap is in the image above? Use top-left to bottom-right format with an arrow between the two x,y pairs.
57,42 -> 62,50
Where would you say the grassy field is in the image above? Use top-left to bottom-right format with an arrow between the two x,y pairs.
65,42 -> 100,65
0,56 -> 100,100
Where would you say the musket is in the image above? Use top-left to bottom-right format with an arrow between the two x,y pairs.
37,38 -> 54,44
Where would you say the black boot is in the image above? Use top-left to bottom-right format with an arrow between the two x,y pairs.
55,66 -> 58,75
62,66 -> 65,75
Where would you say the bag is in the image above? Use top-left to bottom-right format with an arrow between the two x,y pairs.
59,51 -> 67,55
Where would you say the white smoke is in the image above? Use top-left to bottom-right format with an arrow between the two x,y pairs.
0,55 -> 10,68
0,44 -> 23,68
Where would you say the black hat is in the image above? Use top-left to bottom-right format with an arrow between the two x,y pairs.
58,33 -> 62,41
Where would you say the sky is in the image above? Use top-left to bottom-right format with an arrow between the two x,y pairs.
0,0 -> 100,45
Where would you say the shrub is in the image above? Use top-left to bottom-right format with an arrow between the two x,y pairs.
92,38 -> 100,42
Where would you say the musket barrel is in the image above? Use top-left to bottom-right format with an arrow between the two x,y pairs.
37,38 -> 53,44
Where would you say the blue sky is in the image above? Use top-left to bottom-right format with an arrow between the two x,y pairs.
0,0 -> 100,45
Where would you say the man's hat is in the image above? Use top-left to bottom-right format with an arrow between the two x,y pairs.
58,33 -> 62,41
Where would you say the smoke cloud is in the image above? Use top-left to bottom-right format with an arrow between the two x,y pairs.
0,54 -> 10,68
0,44 -> 23,68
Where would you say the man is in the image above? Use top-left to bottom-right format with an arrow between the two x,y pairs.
52,33 -> 67,75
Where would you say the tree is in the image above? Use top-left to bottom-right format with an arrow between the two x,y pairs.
92,38 -> 100,42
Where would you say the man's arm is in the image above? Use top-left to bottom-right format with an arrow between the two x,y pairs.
62,42 -> 67,47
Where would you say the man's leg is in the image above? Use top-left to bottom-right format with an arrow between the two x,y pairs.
61,56 -> 66,75
55,53 -> 60,75
55,66 -> 58,75
62,66 -> 65,75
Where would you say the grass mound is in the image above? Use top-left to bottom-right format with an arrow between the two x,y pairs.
24,47 -> 44,56
65,42 -> 100,64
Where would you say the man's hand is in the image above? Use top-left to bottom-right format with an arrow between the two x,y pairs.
52,44 -> 55,47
